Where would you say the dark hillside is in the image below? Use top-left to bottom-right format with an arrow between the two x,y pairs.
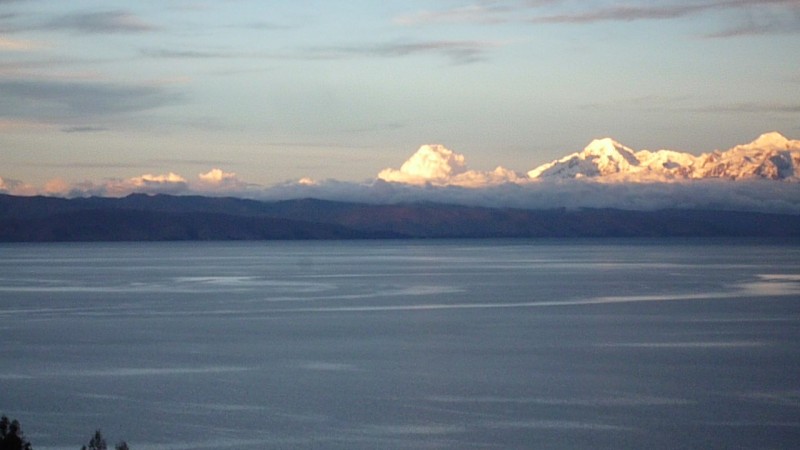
1,193 -> 799,241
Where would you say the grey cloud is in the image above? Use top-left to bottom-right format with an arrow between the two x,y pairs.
242,21 -> 295,31
526,0 -> 800,38
0,79 -> 182,121
44,10 -> 157,34
141,48 -> 234,59
395,4 -> 513,25
148,158 -> 231,167
692,102 -> 800,114
309,40 -> 501,64
705,7 -> 800,37
61,125 -> 108,133
529,3 -> 711,24
394,1 -> 560,25
22,161 -> 146,169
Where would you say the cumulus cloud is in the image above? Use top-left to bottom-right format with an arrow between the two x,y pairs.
377,144 -> 522,187
31,169 -> 257,198
378,144 -> 467,185
0,175 -> 37,196
111,172 -> 189,196
197,168 -> 254,192
42,172 -> 191,198
198,168 -> 236,184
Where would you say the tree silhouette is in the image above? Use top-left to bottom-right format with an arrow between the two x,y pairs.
0,416 -> 33,450
81,430 -> 106,450
80,431 -> 129,450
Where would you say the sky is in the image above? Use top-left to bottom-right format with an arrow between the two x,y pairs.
1,0 -> 799,197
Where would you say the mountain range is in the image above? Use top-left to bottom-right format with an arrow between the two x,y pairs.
527,132 -> 800,182
1,193 -> 798,241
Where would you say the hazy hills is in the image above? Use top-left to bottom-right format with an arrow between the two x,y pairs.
1,193 -> 798,241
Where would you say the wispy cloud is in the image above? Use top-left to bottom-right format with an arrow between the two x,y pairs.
0,35 -> 43,51
395,0 -> 800,37
705,3 -> 800,37
307,39 -> 504,64
61,125 -> 108,133
692,102 -> 800,114
394,4 -> 514,26
0,118 -> 52,132
525,0 -> 800,37
140,48 -> 235,59
528,3 -> 711,24
394,1 -> 561,26
43,10 -> 157,34
0,79 -> 183,121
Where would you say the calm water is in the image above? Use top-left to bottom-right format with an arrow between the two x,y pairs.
1,239 -> 799,449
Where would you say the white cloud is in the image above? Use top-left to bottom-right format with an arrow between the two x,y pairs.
135,172 -> 186,184
198,168 -> 235,184
29,169 -> 254,198
378,144 -> 466,185
261,178 -> 800,214
107,172 -> 189,196
0,175 -> 38,196
377,144 -> 522,187
196,168 -> 257,194
60,172 -> 191,197
43,178 -> 70,195
4,134 -> 800,214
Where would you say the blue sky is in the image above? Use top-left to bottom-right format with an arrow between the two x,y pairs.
1,0 -> 798,192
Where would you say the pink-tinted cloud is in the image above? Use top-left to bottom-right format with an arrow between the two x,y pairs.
0,36 -> 44,51
377,144 -> 522,187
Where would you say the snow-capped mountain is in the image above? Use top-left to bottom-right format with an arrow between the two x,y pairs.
528,132 -> 800,182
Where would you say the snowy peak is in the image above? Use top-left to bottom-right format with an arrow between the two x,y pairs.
528,132 -> 800,182
695,132 -> 800,180
581,138 -> 640,172
527,138 -> 639,179
583,138 -> 635,157
742,132 -> 791,151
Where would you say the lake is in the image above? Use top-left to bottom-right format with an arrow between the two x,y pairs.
1,239 -> 799,449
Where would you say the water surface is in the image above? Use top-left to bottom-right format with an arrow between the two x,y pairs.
1,239 -> 799,449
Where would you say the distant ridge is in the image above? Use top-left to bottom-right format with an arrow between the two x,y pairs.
1,193 -> 798,241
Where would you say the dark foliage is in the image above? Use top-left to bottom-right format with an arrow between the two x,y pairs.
80,430 -> 129,450
0,416 -> 32,450
80,430 -> 106,450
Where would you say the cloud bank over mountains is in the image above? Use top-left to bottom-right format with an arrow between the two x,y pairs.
2,133 -> 800,214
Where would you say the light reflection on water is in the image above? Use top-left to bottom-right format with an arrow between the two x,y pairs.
1,239 -> 799,450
